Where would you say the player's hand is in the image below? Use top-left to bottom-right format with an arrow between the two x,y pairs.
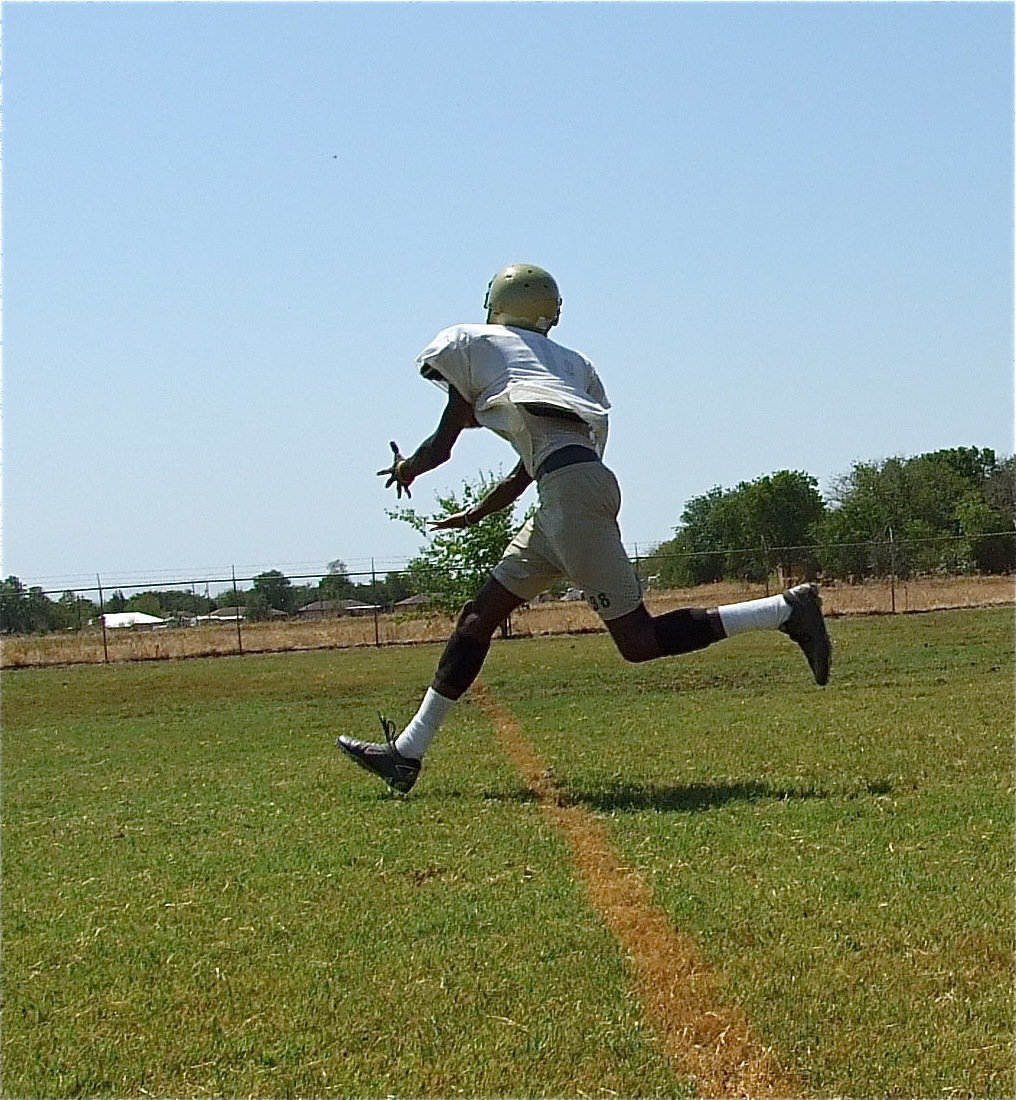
377,441 -> 413,499
429,510 -> 474,530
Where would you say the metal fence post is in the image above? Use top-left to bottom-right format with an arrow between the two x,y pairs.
232,566 -> 243,654
888,528 -> 897,614
96,574 -> 109,664
371,558 -> 380,648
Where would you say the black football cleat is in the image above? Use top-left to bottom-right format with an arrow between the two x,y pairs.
780,583 -> 832,686
336,713 -> 421,794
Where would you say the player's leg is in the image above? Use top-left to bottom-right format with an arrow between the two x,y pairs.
604,602 -> 724,662
606,585 -> 830,686
716,583 -> 831,684
543,462 -> 830,682
431,577 -> 525,700
393,577 -> 525,762
337,518 -> 558,793
336,578 -> 523,793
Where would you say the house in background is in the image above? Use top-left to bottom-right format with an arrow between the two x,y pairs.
393,594 -> 433,612
100,612 -> 168,630
207,606 -> 246,621
297,599 -> 379,619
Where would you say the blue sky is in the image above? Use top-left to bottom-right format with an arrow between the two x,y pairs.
4,1 -> 1013,592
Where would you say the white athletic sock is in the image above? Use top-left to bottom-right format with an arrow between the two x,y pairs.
393,688 -> 456,760
717,594 -> 792,637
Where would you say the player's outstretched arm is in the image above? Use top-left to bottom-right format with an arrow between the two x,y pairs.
430,460 -> 533,529
378,387 -> 477,498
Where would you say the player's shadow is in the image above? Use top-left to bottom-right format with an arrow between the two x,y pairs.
570,778 -> 833,814
479,778 -> 892,810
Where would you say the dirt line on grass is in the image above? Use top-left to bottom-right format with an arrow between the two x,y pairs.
472,681 -> 802,1100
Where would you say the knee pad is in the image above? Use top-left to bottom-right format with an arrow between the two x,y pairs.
455,600 -> 477,631
433,628 -> 490,698
652,608 -> 718,656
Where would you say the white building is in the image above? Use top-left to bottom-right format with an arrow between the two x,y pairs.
101,612 -> 168,629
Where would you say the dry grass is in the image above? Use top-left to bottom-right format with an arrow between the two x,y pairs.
473,682 -> 802,1098
646,574 -> 1015,617
4,574 -> 1011,670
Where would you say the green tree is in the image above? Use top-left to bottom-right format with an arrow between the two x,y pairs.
645,471 -> 825,587
675,487 -> 732,584
319,559 -> 358,602
640,535 -> 693,590
214,588 -> 248,610
0,577 -> 30,633
640,487 -> 740,588
817,449 -> 1009,579
245,590 -> 272,622
983,455 -> 1015,521
105,590 -> 127,613
291,584 -> 320,611
128,589 -> 214,616
26,587 -> 60,632
955,492 -> 1015,573
55,591 -> 99,630
391,472 -> 531,614
729,470 -> 825,582
924,446 -> 998,485
252,570 -> 294,613
0,578 -> 67,634
125,592 -> 165,618
376,571 -> 415,607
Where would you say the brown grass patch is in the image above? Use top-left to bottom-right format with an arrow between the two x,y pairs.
4,575 -> 1011,669
470,682 -> 803,1098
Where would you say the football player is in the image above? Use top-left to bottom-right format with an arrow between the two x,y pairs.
337,264 -> 830,793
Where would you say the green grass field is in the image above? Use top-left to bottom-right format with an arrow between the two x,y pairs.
4,608 -> 1012,1098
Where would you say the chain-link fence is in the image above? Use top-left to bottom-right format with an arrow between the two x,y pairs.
631,529 -> 1016,598
3,532 -> 1013,667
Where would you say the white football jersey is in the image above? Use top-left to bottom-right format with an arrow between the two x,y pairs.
415,323 -> 610,475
